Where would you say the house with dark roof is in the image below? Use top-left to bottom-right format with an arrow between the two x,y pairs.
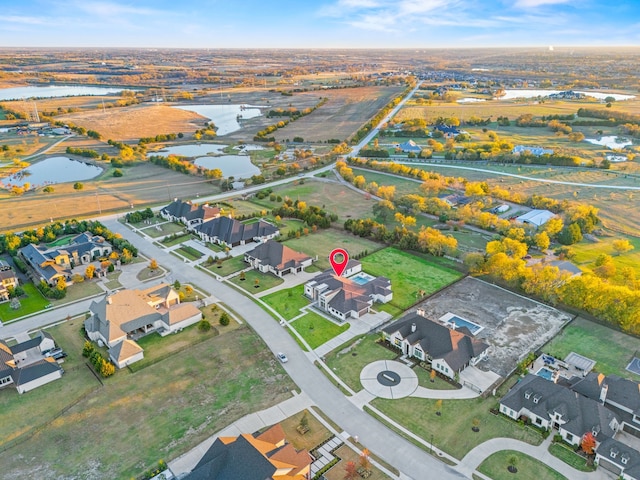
500,374 -> 621,447
512,145 -> 554,156
434,124 -> 461,137
0,331 -> 63,394
438,194 -> 472,208
399,139 -> 422,154
595,437 -> 640,480
516,209 -> 556,229
19,232 -> 112,286
304,261 -> 392,321
160,199 -> 221,229
85,284 -> 202,368
382,312 -> 489,379
195,217 -> 279,248
182,423 -> 311,480
244,240 -> 313,277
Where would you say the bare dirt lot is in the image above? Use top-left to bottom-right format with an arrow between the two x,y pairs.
414,276 -> 571,377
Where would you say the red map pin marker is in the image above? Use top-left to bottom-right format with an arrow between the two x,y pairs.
329,248 -> 349,277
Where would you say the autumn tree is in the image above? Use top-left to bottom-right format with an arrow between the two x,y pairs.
534,231 -> 550,251
581,432 -> 596,455
359,448 -> 371,471
150,258 -> 158,270
613,239 -> 634,256
344,461 -> 358,480
543,217 -> 564,238
377,185 -> 396,201
85,264 -> 96,279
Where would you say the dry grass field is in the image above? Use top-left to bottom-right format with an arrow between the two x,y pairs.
56,104 -> 206,142
0,162 -> 218,232
273,86 -> 404,143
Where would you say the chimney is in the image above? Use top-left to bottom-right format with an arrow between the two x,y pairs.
600,383 -> 608,404
107,296 -> 112,305
416,308 -> 426,318
411,323 -> 416,333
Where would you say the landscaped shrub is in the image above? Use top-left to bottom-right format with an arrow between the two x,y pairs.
219,312 -> 230,326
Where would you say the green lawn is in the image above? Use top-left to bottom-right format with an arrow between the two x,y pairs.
51,280 -> 104,306
282,228 -> 383,270
360,247 -> 463,309
0,283 -> 50,322
136,267 -> 164,281
290,312 -> 350,350
143,221 -> 185,239
161,232 -> 192,246
175,245 -> 203,261
478,450 -> 567,480
0,322 -> 296,479
548,443 -> 594,472
325,334 -> 397,391
46,235 -> 74,247
229,269 -> 284,292
261,285 -> 309,320
571,235 -> 640,277
545,316 -> 640,380
352,167 -> 423,197
206,255 -> 247,276
371,377 -> 543,460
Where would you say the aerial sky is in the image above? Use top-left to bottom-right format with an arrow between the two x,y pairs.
2,0 -> 639,48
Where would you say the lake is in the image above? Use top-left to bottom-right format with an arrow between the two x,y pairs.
457,98 -> 486,103
173,104 -> 263,136
0,157 -> 102,189
501,89 -> 635,101
193,156 -> 260,179
0,85 -> 140,101
585,136 -> 633,149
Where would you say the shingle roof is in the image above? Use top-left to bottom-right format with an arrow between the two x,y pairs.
9,337 -> 41,354
196,217 -> 278,245
162,199 -> 220,222
597,437 -> 640,478
383,314 -> 489,372
247,240 -> 311,272
11,358 -> 62,386
110,339 -> 143,363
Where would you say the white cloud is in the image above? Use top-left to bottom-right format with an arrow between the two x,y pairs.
513,0 -> 572,7
4,15 -> 46,25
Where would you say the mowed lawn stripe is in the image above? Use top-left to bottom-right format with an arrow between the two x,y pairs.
360,247 -> 462,309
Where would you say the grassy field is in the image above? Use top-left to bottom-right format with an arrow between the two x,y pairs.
175,245 -> 203,261
571,235 -> 640,275
371,381 -> 543,460
0,161 -> 218,233
142,221 -> 185,238
351,167 -> 423,198
261,285 -> 309,320
206,255 -> 246,276
272,86 -> 404,143
229,268 -> 284,292
290,312 -> 350,350
325,444 -> 392,480
477,450 -> 567,480
0,283 -> 50,322
161,232 -> 192,246
324,335 -> 397,391
282,228 -> 383,270
51,279 -> 103,306
0,320 -> 296,479
56,103 -> 205,142
548,443 -> 594,472
545,316 -> 640,380
360,248 -> 463,309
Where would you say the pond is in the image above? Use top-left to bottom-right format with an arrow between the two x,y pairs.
151,144 -> 228,157
584,136 -> 633,149
193,156 -> 260,179
173,104 -> 263,136
457,98 -> 486,103
501,89 -> 635,101
0,85 -> 141,101
0,156 -> 103,189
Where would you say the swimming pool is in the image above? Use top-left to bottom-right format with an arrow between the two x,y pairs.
439,312 -> 484,336
536,367 -> 555,381
349,272 -> 376,285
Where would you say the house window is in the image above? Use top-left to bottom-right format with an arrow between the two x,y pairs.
565,433 -> 573,442
0,376 -> 11,385
536,418 -> 542,426
621,456 -> 628,465
610,450 -> 618,459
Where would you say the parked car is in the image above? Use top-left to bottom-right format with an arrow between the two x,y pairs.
44,348 -> 62,358
277,352 -> 288,363
52,351 -> 67,360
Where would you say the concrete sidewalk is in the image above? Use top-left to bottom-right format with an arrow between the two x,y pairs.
168,391 -> 314,477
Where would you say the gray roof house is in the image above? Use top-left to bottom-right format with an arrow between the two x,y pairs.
382,313 -> 489,380
244,240 -> 312,277
500,374 -> 621,447
0,331 -> 63,394
160,199 -> 221,229
595,436 -> 640,480
195,217 -> 279,247
19,232 -> 112,286
304,261 -> 392,322
399,140 -> 423,153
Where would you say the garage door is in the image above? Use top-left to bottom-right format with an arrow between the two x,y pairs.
598,458 -> 622,476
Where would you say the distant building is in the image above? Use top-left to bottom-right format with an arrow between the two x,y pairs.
516,209 -> 556,228
438,194 -> 472,208
195,217 -> 279,248
0,267 -> 19,302
399,140 -> 422,154
160,199 -> 221,229
434,124 -> 460,136
512,145 -> 554,156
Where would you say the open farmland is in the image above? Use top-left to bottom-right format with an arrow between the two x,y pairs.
0,161 -> 218,232
56,104 -> 206,142
273,86 -> 404,142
